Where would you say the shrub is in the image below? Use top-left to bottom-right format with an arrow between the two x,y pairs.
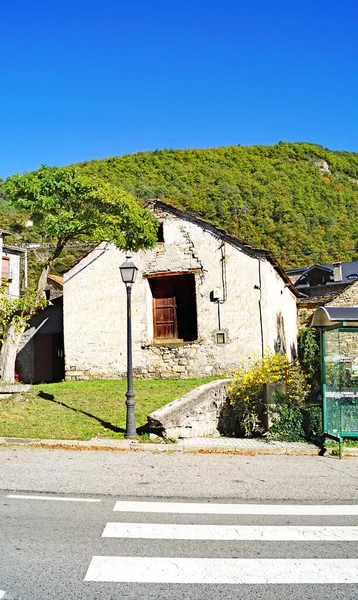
228,352 -> 309,437
269,391 -> 304,442
298,327 -> 321,403
302,403 -> 323,442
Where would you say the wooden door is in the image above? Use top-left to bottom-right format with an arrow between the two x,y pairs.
33,332 -> 65,383
153,294 -> 178,339
33,333 -> 53,383
52,333 -> 65,382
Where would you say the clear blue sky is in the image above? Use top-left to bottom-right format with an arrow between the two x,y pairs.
1,0 -> 357,178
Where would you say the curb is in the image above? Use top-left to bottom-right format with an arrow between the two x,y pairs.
0,436 -> 352,456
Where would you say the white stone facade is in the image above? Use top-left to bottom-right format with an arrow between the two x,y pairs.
64,203 -> 298,380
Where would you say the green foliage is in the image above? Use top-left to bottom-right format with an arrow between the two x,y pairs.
297,326 -> 322,404
269,391 -> 304,442
269,398 -> 323,443
302,404 -> 323,442
298,327 -> 320,380
228,352 -> 309,437
3,166 -> 159,252
0,283 -> 46,344
2,143 -> 358,269
0,167 -> 160,380
73,142 -> 358,267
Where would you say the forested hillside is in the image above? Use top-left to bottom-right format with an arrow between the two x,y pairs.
2,142 -> 358,270
76,142 -> 358,267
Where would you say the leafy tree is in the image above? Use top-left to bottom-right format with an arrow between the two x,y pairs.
0,166 -> 158,384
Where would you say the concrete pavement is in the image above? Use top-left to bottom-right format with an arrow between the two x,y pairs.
1,434 -> 353,455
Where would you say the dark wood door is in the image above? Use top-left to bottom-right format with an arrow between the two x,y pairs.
52,333 -> 65,382
33,333 -> 53,383
153,294 -> 178,339
33,332 -> 65,383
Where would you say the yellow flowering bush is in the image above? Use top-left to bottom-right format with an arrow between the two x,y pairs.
227,352 -> 309,437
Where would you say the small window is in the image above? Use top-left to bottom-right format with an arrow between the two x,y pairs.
157,223 -> 164,243
149,273 -> 197,342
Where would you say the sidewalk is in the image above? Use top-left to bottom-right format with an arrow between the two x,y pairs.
2,435 -> 355,456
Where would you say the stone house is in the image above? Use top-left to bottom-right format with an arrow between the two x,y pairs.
63,201 -> 299,380
0,229 -> 22,299
286,261 -> 358,327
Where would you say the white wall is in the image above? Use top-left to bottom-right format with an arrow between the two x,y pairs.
1,245 -> 21,299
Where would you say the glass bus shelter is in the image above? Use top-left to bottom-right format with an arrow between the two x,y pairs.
312,307 -> 358,458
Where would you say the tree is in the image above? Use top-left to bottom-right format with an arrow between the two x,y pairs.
0,166 -> 159,384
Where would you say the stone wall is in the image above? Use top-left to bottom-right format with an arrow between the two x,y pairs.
147,379 -> 231,438
327,281 -> 358,307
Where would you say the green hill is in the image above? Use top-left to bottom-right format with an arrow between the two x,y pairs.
2,142 -> 358,270
76,142 -> 358,267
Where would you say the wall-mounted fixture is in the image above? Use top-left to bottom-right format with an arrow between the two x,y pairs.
213,329 -> 228,345
210,288 -> 223,302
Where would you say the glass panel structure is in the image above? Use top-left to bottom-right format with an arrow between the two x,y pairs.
322,328 -> 358,437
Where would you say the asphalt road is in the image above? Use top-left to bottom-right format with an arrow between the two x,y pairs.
2,491 -> 358,600
1,448 -> 358,599
1,447 -> 358,501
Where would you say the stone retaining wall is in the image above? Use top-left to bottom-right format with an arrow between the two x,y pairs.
147,379 -> 231,438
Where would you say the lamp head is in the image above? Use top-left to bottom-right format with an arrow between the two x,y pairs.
119,255 -> 138,286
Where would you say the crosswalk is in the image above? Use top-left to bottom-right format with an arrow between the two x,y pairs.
84,500 -> 358,586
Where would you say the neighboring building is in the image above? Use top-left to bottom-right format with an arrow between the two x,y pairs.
16,275 -> 65,383
0,229 -> 22,299
63,200 -> 299,381
287,261 -> 358,327
287,261 -> 358,298
297,279 -> 358,327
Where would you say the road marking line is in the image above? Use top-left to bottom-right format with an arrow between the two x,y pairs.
84,557 -> 358,584
113,501 -> 358,515
0,591 -> 6,599
7,494 -> 100,502
103,522 -> 358,541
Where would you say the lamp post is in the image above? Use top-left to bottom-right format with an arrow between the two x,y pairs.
119,255 -> 138,439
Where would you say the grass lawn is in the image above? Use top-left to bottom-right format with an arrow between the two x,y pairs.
0,378 -> 219,441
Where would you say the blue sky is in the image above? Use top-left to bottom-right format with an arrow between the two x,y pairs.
1,0 -> 357,178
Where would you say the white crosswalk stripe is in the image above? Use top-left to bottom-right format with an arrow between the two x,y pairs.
113,500 -> 358,515
85,557 -> 358,584
84,500 -> 358,586
103,522 -> 358,541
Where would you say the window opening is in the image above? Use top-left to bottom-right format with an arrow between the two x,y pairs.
1,256 -> 10,293
157,223 -> 164,243
149,273 -> 197,342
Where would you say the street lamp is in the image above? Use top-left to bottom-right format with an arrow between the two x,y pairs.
119,255 -> 138,439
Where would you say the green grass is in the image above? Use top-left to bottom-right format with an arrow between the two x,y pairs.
0,378 -> 218,441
